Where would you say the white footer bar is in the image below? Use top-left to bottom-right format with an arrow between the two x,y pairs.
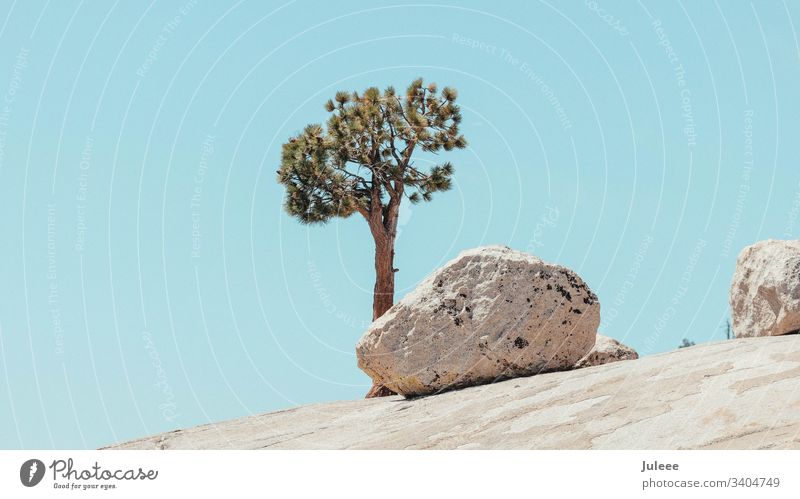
1,450 -> 796,498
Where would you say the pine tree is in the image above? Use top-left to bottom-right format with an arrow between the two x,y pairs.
277,79 -> 467,322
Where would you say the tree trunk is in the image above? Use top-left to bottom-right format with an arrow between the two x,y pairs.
365,233 -> 398,398
372,236 -> 395,321
365,383 -> 396,398
365,199 -> 399,398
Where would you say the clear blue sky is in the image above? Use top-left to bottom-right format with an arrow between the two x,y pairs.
0,0 -> 798,449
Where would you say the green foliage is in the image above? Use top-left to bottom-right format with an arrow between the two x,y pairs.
678,338 -> 696,349
277,79 -> 467,224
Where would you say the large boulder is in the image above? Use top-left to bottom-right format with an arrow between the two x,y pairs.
574,334 -> 638,368
730,240 -> 800,338
356,245 -> 600,397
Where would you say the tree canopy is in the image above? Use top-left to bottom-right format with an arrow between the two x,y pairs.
277,78 -> 467,226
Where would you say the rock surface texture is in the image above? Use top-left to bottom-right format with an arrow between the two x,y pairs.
575,334 -> 638,368
107,336 -> 800,450
730,239 -> 800,338
355,245 -> 600,397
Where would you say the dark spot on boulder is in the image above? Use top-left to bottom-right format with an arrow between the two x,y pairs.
513,337 -> 529,349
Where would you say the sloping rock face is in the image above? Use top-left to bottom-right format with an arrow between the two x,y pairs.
107,336 -> 800,450
730,240 -> 800,338
575,334 -> 638,368
355,245 -> 600,397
